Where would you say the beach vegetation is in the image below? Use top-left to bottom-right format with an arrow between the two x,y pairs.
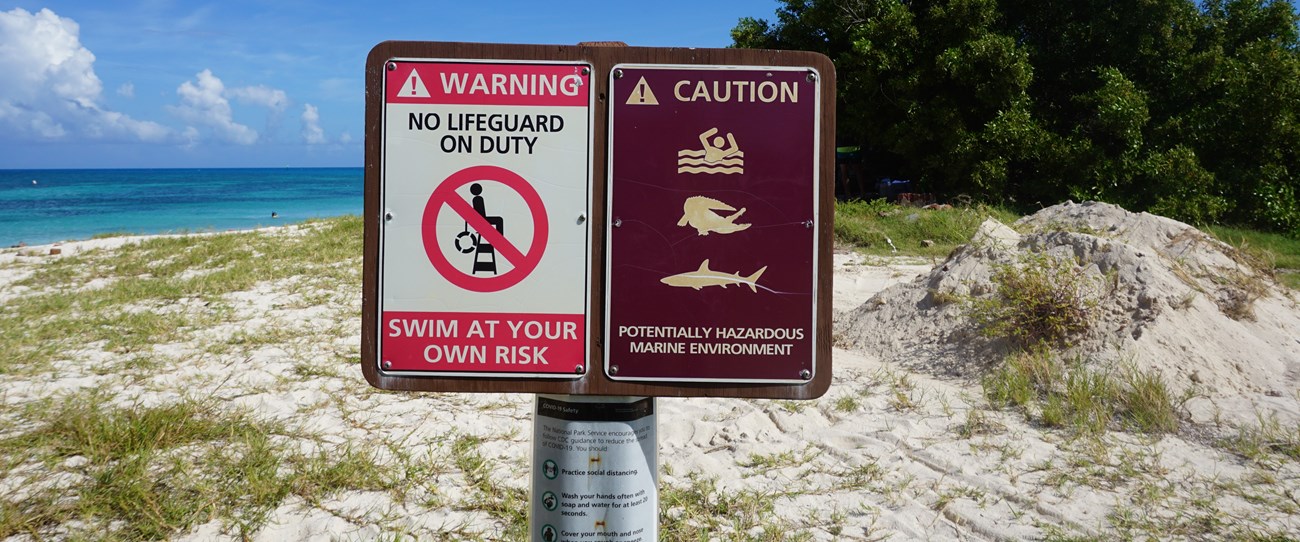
957,408 -> 1002,439
451,434 -> 528,540
981,349 -> 1184,436
0,216 -> 363,375
966,252 -> 1101,350
832,461 -> 886,493
659,472 -> 812,541
834,199 -> 1020,258
832,393 -> 861,413
1206,225 -> 1300,290
1219,413 -> 1300,464
0,389 -> 399,540
739,450 -> 799,470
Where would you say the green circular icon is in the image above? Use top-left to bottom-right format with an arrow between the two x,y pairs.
541,524 -> 558,542
541,491 -> 558,511
542,459 -> 558,480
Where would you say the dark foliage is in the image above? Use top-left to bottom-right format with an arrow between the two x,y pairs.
733,0 -> 1300,234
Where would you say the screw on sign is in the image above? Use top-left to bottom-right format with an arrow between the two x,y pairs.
421,165 -> 549,293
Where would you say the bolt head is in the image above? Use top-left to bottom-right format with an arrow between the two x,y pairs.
383,360 -> 393,370
574,365 -> 585,375
609,365 -> 620,375
799,369 -> 812,380
386,62 -> 396,71
613,68 -> 623,79
581,67 -> 591,76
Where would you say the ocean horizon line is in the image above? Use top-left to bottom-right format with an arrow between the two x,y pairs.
0,168 -> 364,247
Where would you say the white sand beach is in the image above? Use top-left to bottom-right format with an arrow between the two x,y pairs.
0,207 -> 1297,541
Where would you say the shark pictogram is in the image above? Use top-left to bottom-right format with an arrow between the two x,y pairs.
661,259 -> 767,292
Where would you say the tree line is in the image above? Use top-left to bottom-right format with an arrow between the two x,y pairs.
733,0 -> 1300,234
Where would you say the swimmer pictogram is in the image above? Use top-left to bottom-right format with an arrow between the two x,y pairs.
677,127 -> 744,174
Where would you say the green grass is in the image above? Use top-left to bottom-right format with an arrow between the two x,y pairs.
834,201 -> 1300,289
659,472 -> 812,541
1219,414 -> 1300,463
1204,225 -> 1300,290
0,216 -> 363,374
451,435 -> 528,540
981,349 -> 1183,436
834,199 -> 1020,258
0,389 -> 398,540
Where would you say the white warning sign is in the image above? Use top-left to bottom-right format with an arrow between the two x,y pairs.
379,59 -> 593,378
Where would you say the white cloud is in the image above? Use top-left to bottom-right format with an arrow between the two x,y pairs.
169,71 -> 295,145
229,85 -> 288,114
170,69 -> 258,145
117,82 -> 134,98
0,7 -> 170,142
301,104 -> 325,144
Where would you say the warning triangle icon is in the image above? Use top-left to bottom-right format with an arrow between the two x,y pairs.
626,76 -> 659,106
400,69 -> 430,98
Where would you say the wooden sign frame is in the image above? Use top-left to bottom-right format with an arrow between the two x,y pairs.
362,41 -> 835,399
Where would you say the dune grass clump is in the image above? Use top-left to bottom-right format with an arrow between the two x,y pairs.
967,252 -> 1101,350
969,254 -> 1182,435
981,349 -> 1183,436
1220,414 -> 1300,463
659,471 -> 812,541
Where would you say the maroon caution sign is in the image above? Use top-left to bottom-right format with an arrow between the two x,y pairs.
606,65 -> 821,383
422,165 -> 549,293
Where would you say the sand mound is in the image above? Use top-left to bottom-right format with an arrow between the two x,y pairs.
835,201 -> 1300,403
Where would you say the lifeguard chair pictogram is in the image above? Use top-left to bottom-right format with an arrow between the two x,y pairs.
467,183 -> 504,275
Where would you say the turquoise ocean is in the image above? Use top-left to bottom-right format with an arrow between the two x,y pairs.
0,168 -> 363,247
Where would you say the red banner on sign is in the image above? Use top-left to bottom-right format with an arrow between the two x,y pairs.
386,62 -> 589,107
381,311 -> 584,374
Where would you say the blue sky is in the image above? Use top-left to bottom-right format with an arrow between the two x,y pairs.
0,1 -> 778,169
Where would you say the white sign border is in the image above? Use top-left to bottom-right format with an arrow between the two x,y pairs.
378,57 -> 594,380
603,63 -> 823,385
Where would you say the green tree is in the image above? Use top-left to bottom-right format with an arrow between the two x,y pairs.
735,0 -> 1300,233
1190,0 -> 1300,232
734,0 -> 1040,199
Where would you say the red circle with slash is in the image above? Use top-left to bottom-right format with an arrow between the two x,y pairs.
422,165 -> 548,292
